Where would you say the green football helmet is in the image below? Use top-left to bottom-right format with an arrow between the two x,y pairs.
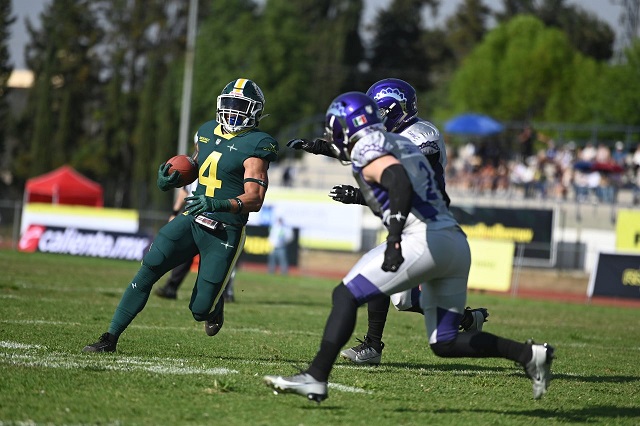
217,78 -> 265,133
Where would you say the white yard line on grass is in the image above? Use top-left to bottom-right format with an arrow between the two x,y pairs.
1,340 -> 372,395
1,347 -> 237,376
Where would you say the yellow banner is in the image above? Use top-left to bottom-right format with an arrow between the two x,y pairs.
615,209 -> 640,253
468,239 -> 514,292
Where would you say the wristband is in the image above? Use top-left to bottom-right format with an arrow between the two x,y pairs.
172,209 -> 180,215
234,197 -> 243,213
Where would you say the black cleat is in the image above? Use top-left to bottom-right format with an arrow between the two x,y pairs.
155,285 -> 177,299
83,332 -> 117,352
204,311 -> 224,336
460,307 -> 489,332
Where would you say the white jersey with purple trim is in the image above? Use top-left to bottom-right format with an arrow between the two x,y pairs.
350,127 -> 457,231
400,118 -> 446,168
343,126 -> 470,343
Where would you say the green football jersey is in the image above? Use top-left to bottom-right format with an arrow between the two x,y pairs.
191,120 -> 279,227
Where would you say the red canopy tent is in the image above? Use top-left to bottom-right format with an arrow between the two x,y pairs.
25,165 -> 104,207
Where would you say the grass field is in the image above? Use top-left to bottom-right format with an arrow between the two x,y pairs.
1,250 -> 639,426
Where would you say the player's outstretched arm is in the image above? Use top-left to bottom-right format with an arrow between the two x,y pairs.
328,184 -> 367,205
286,138 -> 336,158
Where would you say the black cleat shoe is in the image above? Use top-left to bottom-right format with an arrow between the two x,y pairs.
83,332 -> 117,352
340,335 -> 384,365
460,307 -> 489,332
155,285 -> 177,299
204,311 -> 224,336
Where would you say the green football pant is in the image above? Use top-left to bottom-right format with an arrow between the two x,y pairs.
109,214 -> 245,336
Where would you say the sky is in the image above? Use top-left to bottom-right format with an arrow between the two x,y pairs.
8,0 -> 625,70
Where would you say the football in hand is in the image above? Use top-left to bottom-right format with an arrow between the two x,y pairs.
166,154 -> 198,186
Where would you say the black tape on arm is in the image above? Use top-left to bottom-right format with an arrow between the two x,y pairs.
380,164 -> 412,241
243,177 -> 268,188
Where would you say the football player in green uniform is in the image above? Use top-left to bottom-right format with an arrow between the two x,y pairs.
83,78 -> 279,352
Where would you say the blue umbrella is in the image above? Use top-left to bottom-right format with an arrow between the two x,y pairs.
444,113 -> 504,136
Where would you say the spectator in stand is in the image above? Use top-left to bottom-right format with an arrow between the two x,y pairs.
518,124 -> 536,161
556,142 -> 577,200
631,144 -> 640,205
612,141 -> 627,167
581,142 -> 597,162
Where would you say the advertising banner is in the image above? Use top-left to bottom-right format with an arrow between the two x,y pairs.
21,203 -> 139,234
588,252 -> 640,300
247,188 -> 362,251
615,209 -> 640,253
467,239 -> 515,292
18,225 -> 152,261
450,205 -> 555,265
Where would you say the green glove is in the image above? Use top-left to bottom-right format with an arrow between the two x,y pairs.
184,195 -> 232,216
157,163 -> 181,192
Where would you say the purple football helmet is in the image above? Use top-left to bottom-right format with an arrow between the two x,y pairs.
366,78 -> 418,133
324,91 -> 383,161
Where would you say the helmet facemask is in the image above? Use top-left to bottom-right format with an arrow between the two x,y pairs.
324,115 -> 352,164
324,92 -> 383,165
216,94 -> 263,133
216,79 -> 266,133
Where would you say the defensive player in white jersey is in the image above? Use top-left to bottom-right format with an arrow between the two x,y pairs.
288,78 -> 488,365
265,92 -> 554,403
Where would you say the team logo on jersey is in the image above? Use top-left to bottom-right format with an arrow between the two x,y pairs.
199,136 -> 210,143
352,114 -> 368,126
263,143 -> 278,154
419,140 -> 440,155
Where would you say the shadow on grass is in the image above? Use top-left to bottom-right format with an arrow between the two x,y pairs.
376,363 -> 640,384
420,405 -> 640,422
381,362 -> 514,373
552,372 -> 640,384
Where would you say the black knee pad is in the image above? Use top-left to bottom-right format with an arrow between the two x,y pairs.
332,283 -> 358,309
430,339 -> 456,357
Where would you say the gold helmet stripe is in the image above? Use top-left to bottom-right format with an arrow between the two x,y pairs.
232,78 -> 248,94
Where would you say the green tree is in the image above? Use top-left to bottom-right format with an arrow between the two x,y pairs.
496,0 -> 615,61
93,0 -> 190,207
295,0 -> 365,114
19,0 -> 101,177
190,0 -> 259,132
367,0 -> 439,91
592,40 -> 640,126
255,0 -> 366,138
0,0 -> 15,178
444,0 -> 491,63
446,16 -> 578,122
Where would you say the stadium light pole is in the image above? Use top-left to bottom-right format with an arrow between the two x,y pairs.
177,0 -> 199,156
